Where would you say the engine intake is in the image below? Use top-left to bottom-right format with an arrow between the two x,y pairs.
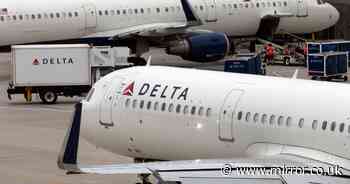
166,32 -> 231,62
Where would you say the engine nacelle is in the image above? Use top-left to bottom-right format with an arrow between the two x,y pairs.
166,32 -> 231,62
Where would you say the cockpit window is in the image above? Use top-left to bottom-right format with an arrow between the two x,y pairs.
86,88 -> 95,102
317,0 -> 325,5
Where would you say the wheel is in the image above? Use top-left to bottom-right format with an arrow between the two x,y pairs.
311,76 -> 317,80
128,57 -> 147,66
283,57 -> 290,66
39,90 -> 58,104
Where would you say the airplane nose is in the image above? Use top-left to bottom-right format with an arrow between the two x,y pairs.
329,4 -> 340,25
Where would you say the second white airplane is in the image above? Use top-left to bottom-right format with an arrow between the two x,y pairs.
0,0 -> 340,63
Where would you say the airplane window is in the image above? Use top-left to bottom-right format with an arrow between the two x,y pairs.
273,2 -> 276,7
270,115 -> 276,125
199,6 -> 204,11
38,14 -> 43,19
176,104 -> 181,113
31,14 -> 35,20
50,13 -> 54,18
132,99 -> 137,108
56,13 -> 60,18
331,121 -> 336,132
165,7 -> 169,12
253,113 -> 259,123
139,100 -> 145,109
110,10 -> 115,15
234,4 -> 238,8
147,101 -> 152,110
161,102 -> 166,112
12,15 -> 17,21
134,9 -> 138,14
286,117 -> 292,127
198,107 -> 204,116
312,120 -> 318,130
105,10 -> 109,15
237,111 -> 243,120
262,114 -> 267,124
68,12 -> 73,17
1,16 -> 4,22
206,108 -> 212,117
245,3 -> 249,8
283,1 -> 287,6
140,8 -> 144,14
125,98 -> 131,108
245,112 -> 251,122
299,118 -> 304,128
322,121 -> 328,130
191,106 -> 197,115
123,10 -> 127,15
154,102 -> 159,111
99,10 -> 103,16
117,10 -> 120,15
340,123 -> 345,133
183,105 -> 189,114
168,103 -> 174,112
74,12 -> 78,17
256,3 -> 260,8
156,8 -> 160,13
278,116 -> 284,126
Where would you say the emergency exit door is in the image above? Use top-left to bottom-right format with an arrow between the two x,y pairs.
99,77 -> 124,128
218,89 -> 244,142
204,0 -> 217,22
296,0 -> 308,17
83,4 -> 97,30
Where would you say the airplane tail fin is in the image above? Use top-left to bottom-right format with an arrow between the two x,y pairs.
57,102 -> 83,174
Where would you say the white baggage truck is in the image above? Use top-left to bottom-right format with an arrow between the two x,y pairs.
7,44 -> 131,104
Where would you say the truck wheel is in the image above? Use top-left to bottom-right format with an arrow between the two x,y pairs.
40,90 -> 57,104
344,76 -> 348,82
283,57 -> 290,66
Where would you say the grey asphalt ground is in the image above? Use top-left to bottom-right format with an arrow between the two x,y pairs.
0,49 -> 348,184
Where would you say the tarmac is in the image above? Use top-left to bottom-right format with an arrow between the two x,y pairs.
0,49 -> 347,184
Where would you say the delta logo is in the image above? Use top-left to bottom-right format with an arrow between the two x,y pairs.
122,82 -> 189,100
32,57 -> 74,66
32,59 -> 40,65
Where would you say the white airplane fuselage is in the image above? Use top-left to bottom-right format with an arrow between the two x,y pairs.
0,0 -> 339,46
81,66 -> 350,171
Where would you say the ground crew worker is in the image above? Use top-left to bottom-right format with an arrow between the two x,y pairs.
265,44 -> 275,65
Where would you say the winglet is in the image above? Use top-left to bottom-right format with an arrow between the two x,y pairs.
292,69 -> 299,79
180,0 -> 203,26
57,102 -> 83,173
146,56 -> 152,67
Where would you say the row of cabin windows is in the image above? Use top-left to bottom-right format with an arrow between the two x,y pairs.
0,12 -> 79,22
223,1 -> 288,9
238,111 -> 350,134
124,98 -> 212,117
98,6 -> 182,16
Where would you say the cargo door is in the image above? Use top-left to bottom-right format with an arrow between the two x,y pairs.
99,77 -> 124,128
203,0 -> 217,22
218,89 -> 244,142
83,4 -> 97,30
296,0 -> 308,17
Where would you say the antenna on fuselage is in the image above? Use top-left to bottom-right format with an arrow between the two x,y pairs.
146,56 -> 152,67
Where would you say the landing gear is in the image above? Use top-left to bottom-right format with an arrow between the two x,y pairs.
128,57 -> 147,66
136,173 -> 152,184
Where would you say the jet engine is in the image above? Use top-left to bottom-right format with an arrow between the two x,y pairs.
166,32 -> 231,62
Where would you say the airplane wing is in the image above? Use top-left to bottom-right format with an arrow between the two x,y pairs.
84,0 -> 202,40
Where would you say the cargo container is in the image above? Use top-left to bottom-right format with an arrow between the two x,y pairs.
224,53 -> 266,75
308,52 -> 348,81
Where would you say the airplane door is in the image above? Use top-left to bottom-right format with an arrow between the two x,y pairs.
218,89 -> 244,142
296,0 -> 308,17
203,0 -> 218,22
99,77 -> 124,128
83,4 -> 97,29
